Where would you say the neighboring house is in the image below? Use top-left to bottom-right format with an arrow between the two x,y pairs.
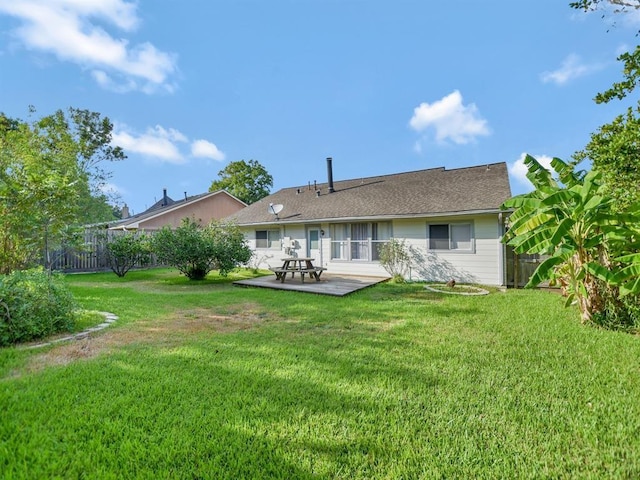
109,188 -> 247,231
225,159 -> 513,285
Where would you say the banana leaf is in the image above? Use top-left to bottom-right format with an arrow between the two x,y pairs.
525,255 -> 565,287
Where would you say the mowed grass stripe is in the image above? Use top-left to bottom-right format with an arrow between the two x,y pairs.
0,269 -> 639,478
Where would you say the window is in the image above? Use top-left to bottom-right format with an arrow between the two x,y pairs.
256,229 -> 280,249
372,222 -> 392,261
330,222 -> 391,261
428,223 -> 473,252
350,223 -> 370,261
309,230 -> 319,250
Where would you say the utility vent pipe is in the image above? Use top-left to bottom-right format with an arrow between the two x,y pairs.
326,157 -> 335,193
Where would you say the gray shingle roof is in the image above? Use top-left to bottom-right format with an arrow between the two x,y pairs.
227,162 -> 512,226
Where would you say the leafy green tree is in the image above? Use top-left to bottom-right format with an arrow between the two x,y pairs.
209,159 -> 273,204
68,108 -> 125,224
151,218 -> 252,280
570,1 -> 640,207
502,155 -> 640,325
573,107 -> 640,209
0,112 -> 81,272
105,232 -> 151,277
0,107 -> 124,272
570,1 -> 640,33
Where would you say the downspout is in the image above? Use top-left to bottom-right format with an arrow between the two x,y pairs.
319,227 -> 324,267
498,212 -> 506,287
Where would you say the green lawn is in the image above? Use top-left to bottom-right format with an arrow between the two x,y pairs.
1,268 -> 639,479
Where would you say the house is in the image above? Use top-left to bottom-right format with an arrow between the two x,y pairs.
109,188 -> 246,231
225,158 -> 513,285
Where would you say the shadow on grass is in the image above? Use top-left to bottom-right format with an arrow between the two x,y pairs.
3,331 -> 441,478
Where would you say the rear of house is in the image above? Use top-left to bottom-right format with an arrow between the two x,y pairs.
227,160 -> 513,286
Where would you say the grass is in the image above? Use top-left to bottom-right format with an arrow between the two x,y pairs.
1,268 -> 640,478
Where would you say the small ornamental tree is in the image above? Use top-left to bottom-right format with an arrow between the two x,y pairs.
151,218 -> 252,280
378,239 -> 411,283
105,232 -> 150,277
502,155 -> 640,325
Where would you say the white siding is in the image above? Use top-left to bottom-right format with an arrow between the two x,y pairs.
394,214 -> 502,285
241,213 -> 505,285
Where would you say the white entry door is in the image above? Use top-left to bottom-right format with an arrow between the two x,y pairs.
307,228 -> 321,263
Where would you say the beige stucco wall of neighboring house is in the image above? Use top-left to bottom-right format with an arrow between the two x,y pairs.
243,213 -> 505,285
139,194 -> 245,230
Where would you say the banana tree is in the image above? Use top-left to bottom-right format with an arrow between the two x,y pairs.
502,155 -> 640,323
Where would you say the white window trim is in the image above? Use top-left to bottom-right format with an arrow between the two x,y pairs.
329,222 -> 392,262
427,222 -> 475,253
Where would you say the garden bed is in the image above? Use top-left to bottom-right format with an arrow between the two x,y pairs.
424,283 -> 490,295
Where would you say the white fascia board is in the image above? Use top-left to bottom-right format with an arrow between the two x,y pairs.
235,208 -> 504,227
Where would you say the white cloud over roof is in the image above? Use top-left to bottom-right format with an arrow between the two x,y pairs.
508,152 -> 554,191
0,0 -> 178,93
112,124 -> 226,165
409,90 -> 490,145
191,140 -> 225,161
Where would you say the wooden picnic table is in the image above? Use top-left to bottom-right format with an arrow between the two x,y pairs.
270,257 -> 326,283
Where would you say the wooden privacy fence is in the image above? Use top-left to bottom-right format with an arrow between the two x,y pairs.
505,245 -> 541,288
50,229 -> 162,273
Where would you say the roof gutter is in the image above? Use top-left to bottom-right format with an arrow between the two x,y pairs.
232,208 -> 509,227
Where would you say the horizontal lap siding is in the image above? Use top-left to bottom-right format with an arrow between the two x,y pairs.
242,214 -> 503,284
247,226 -> 307,269
392,215 -> 502,285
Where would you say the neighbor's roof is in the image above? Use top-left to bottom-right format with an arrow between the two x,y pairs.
109,190 -> 245,230
227,162 -> 512,226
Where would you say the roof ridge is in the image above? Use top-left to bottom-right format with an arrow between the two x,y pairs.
284,161 -> 507,191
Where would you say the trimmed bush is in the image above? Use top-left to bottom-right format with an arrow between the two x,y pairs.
151,218 -> 252,280
105,232 -> 151,277
0,268 -> 77,346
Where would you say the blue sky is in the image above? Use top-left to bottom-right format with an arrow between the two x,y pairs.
0,1 -> 638,214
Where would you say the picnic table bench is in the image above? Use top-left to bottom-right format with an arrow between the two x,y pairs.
270,257 -> 326,283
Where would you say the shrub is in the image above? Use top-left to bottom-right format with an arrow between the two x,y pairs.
105,232 -> 150,277
151,218 -> 252,280
378,239 -> 411,281
0,268 -> 77,346
593,290 -> 640,331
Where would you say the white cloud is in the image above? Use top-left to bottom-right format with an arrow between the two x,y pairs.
92,69 -> 137,93
112,124 -> 226,165
112,125 -> 187,164
153,125 -> 188,143
540,54 -> 602,85
409,90 -> 490,145
99,182 -> 126,196
616,43 -> 630,56
508,153 -> 554,191
620,8 -> 640,27
0,0 -> 178,93
191,140 -> 225,161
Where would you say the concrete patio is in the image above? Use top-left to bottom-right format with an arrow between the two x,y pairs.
233,273 -> 388,296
